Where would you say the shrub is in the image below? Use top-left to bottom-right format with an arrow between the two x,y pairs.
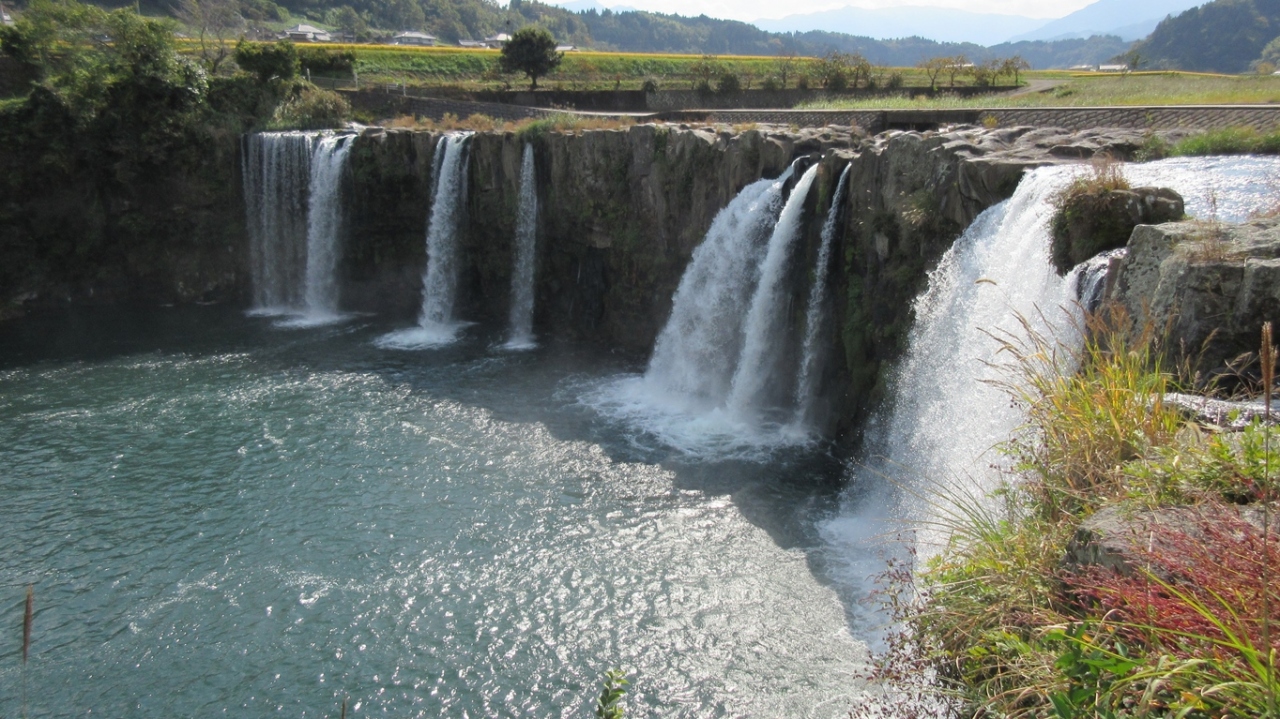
760,75 -> 781,91
640,77 -> 658,93
297,46 -> 355,75
270,83 -> 349,129
715,72 -> 740,94
234,39 -> 299,83
1063,507 -> 1280,716
886,72 -> 904,89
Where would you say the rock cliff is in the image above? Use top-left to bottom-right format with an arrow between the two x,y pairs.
1111,216 -> 1280,383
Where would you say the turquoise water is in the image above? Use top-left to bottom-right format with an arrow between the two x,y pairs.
0,307 -> 866,718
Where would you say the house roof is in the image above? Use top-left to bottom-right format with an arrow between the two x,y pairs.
393,31 -> 436,39
286,24 -> 328,34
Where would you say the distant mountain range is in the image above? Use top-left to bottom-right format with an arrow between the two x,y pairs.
753,6 -> 1046,47
751,0 -> 1205,46
1008,0 -> 1205,41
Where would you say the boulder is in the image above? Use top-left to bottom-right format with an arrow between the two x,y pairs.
1110,216 -> 1280,383
1050,186 -> 1184,275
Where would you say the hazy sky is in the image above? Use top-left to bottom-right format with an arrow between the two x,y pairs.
554,0 -> 1100,21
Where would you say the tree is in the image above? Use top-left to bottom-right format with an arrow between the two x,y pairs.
498,26 -> 562,90
328,6 -> 367,42
173,0 -> 243,74
917,56 -> 948,90
999,55 -> 1030,85
234,39 -> 299,83
774,50 -> 797,89
944,54 -> 967,87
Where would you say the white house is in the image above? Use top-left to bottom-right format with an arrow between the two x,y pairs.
1098,64 -> 1128,72
483,32 -> 511,47
284,24 -> 331,42
391,31 -> 436,46
458,39 -> 487,48
555,44 -> 576,53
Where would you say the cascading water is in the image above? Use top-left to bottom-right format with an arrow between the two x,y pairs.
792,164 -> 850,431
243,132 -> 312,311
820,155 -> 1280,625
504,143 -> 539,350
298,135 -> 354,324
378,132 -> 474,349
726,164 -> 820,417
585,162 -> 823,458
242,131 -> 353,326
643,165 -> 797,405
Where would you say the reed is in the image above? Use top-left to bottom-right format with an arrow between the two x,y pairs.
1263,321 -> 1276,717
23,584 -> 32,719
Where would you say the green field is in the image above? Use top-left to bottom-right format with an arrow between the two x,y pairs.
798,71 -> 1280,108
291,43 -> 973,92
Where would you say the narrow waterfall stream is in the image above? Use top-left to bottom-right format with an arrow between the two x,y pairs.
793,165 -> 851,431
296,135 -> 354,325
242,131 -> 353,326
504,143 -> 539,350
378,133 -> 473,349
726,164 -> 820,418
243,132 -> 312,311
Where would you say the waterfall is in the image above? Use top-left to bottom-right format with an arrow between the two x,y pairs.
300,135 -> 354,323
793,164 -> 850,430
378,133 -> 473,350
243,132 -> 312,312
584,162 -> 821,459
726,164 -> 820,417
644,164 -> 797,406
242,131 -> 352,326
820,156 -> 1280,607
504,143 -> 539,350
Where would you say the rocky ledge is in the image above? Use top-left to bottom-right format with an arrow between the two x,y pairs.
1110,216 -> 1280,381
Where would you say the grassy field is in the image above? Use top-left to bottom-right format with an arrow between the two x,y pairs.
179,40 -> 1280,103
283,43 -> 982,92
799,71 -> 1280,108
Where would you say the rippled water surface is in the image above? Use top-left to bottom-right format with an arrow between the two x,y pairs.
0,308 -> 864,718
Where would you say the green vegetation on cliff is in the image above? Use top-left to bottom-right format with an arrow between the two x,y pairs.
0,0 -> 348,311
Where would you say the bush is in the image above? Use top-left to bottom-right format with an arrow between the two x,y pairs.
298,46 -> 356,75
234,39 -> 299,83
640,77 -> 658,93
270,83 -> 350,129
760,75 -> 781,91
715,72 -> 740,94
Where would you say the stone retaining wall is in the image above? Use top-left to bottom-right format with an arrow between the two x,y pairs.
341,91 -> 555,122
663,105 -> 1280,133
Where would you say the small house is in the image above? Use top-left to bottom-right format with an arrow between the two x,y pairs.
1098,64 -> 1128,72
284,24 -> 332,42
483,33 -> 511,47
392,31 -> 437,46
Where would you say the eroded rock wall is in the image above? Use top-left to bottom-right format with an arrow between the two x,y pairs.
341,123 -> 1110,438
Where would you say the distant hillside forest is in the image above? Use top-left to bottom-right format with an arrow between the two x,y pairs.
1135,0 -> 1280,73
7,0 -> 1133,68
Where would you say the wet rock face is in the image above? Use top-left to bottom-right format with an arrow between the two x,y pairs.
1050,186 -> 1185,275
1111,217 -> 1280,384
339,123 -> 1178,439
